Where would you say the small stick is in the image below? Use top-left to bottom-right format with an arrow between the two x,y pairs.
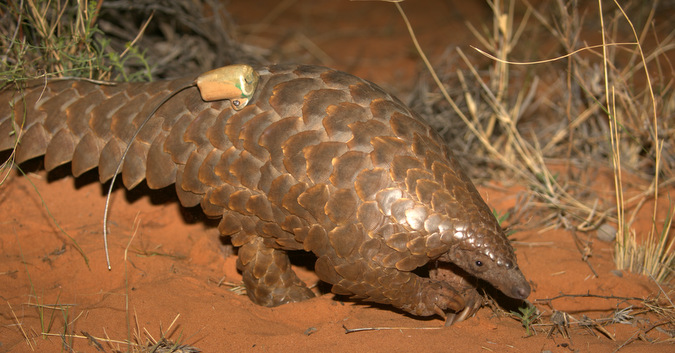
534,292 -> 647,305
342,324 -> 442,334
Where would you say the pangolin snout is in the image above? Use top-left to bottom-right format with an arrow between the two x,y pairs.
510,281 -> 531,300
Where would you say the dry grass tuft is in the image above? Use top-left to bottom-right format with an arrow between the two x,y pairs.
404,0 -> 674,282
33,312 -> 200,353
0,0 -> 151,82
0,0 -> 266,83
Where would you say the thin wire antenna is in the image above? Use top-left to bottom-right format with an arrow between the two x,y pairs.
103,63 -> 260,270
103,83 -> 195,270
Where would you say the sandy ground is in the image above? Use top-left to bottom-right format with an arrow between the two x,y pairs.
1,0 -> 673,352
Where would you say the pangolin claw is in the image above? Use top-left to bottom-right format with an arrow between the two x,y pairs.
444,303 -> 478,326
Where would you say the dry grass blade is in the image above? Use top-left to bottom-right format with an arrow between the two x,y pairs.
7,301 -> 34,350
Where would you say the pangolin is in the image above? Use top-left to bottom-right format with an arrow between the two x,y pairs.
0,64 -> 530,324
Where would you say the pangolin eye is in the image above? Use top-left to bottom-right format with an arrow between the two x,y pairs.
475,260 -> 483,267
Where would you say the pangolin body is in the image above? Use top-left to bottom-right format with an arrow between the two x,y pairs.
0,64 -> 530,323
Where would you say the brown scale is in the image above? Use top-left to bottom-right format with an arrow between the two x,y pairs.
0,64 -> 531,325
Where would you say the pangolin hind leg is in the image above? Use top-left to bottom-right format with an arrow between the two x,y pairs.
236,236 -> 315,306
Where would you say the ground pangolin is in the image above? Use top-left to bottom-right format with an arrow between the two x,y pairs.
0,64 -> 530,324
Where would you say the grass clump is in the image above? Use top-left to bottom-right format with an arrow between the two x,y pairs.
0,0 -> 152,84
402,0 -> 674,282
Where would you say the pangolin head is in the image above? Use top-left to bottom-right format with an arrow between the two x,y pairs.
437,215 -> 531,300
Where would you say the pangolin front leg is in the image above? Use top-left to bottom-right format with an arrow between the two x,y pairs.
430,261 -> 483,325
314,253 -> 468,317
